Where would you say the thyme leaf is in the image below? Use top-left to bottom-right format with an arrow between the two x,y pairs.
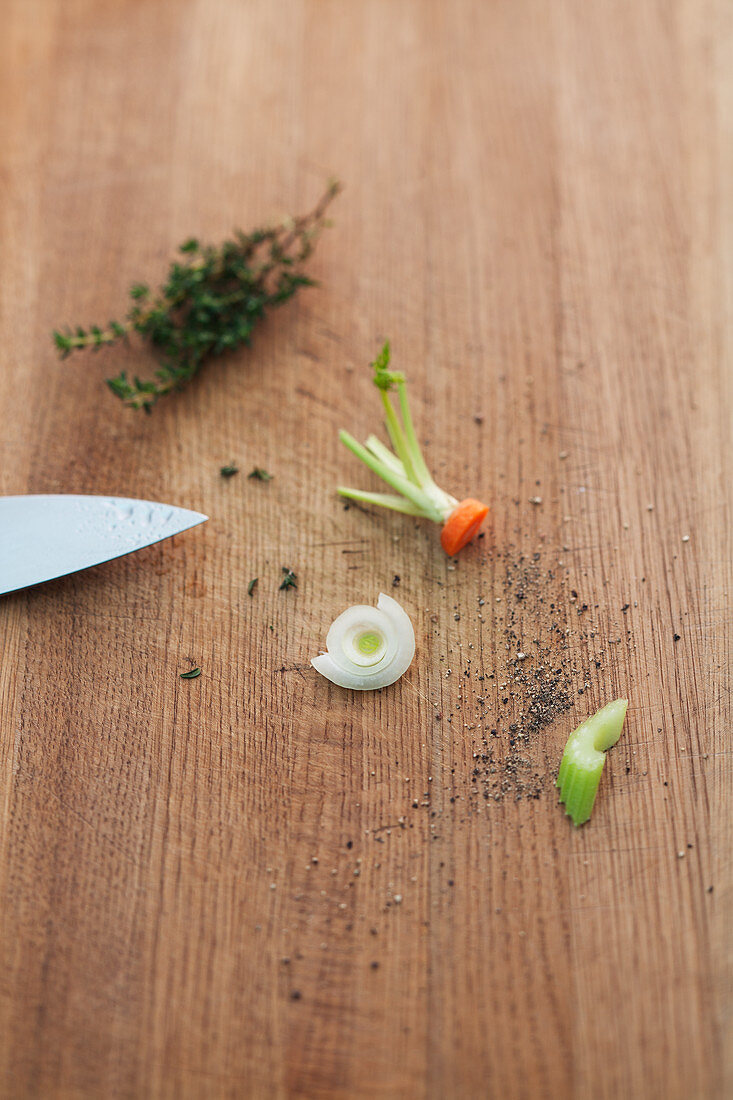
247,467 -> 273,481
247,578 -> 258,597
279,568 -> 297,591
220,464 -> 239,478
180,667 -> 202,679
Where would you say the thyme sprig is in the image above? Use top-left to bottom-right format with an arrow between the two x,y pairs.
53,181 -> 341,410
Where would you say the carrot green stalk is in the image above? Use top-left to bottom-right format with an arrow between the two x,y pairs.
557,699 -> 628,826
338,343 -> 489,553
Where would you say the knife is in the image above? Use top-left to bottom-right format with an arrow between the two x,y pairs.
0,494 -> 207,596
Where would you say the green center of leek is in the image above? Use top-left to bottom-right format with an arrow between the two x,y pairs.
357,630 -> 382,656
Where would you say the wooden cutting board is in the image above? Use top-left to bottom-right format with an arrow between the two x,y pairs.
1,2 -> 730,1097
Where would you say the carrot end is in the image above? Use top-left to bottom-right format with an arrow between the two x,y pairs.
440,498 -> 489,555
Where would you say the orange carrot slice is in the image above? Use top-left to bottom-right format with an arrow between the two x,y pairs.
440,499 -> 489,555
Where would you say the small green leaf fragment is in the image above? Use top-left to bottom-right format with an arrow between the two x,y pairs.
557,698 -> 628,826
53,330 -> 72,357
180,666 -> 202,679
220,464 -> 239,478
371,341 -> 405,391
372,340 -> 391,373
248,467 -> 273,481
247,578 -> 258,597
279,567 -> 297,590
106,373 -> 135,401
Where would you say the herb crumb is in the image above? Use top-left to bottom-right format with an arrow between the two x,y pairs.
220,464 -> 239,478
280,567 -> 297,590
248,467 -> 273,481
247,577 -> 258,597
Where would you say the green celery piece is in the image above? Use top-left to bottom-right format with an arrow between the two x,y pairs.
557,699 -> 628,826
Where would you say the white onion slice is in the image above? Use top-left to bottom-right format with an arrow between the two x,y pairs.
311,593 -> 415,690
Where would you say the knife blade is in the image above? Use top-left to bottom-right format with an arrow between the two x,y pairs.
0,494 -> 207,595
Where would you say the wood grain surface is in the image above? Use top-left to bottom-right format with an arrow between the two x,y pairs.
0,1 -> 731,1097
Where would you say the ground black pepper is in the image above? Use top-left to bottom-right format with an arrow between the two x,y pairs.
438,548 -> 606,806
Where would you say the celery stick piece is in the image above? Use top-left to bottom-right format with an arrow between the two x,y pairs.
557,699 -> 628,826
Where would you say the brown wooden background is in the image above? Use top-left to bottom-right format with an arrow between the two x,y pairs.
1,2 -> 731,1097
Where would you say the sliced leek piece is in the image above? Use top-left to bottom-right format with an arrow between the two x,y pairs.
311,593 -> 415,690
